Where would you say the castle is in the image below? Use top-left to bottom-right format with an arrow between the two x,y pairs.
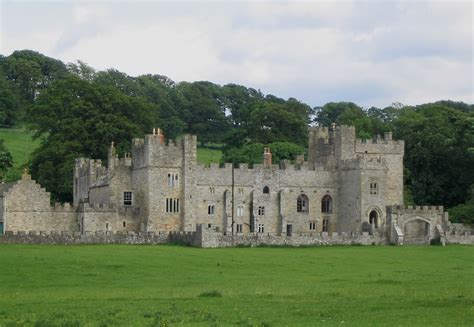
0,125 -> 472,246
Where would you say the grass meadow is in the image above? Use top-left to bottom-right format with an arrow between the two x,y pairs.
0,245 -> 472,326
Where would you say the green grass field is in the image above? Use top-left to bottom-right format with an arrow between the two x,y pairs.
0,245 -> 472,326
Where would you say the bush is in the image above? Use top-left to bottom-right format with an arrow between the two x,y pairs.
448,204 -> 474,225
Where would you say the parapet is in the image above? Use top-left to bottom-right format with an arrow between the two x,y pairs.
387,205 -> 445,214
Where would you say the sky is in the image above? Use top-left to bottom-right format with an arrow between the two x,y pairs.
0,0 -> 472,108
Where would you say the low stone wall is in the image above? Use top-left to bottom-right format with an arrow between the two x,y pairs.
1,224 -> 472,247
195,226 -> 384,248
445,223 -> 474,245
0,230 -> 168,245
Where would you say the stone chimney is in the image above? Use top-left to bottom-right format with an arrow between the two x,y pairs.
153,128 -> 165,144
263,147 -> 272,168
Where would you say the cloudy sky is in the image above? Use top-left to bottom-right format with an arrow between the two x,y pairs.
0,0 -> 472,108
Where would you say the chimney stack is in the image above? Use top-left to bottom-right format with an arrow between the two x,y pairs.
263,147 -> 272,168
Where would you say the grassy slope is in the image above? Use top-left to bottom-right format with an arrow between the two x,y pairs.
0,128 -> 40,169
0,128 -> 221,180
0,245 -> 472,326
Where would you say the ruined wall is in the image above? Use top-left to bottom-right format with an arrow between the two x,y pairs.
4,176 -> 76,233
387,206 -> 449,244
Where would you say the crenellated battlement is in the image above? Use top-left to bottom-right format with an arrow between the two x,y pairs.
387,205 -> 445,214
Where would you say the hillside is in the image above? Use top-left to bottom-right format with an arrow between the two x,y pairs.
0,128 -> 222,180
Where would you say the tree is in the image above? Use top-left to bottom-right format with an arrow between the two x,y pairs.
0,139 -> 13,180
27,75 -> 156,202
393,103 -> 474,207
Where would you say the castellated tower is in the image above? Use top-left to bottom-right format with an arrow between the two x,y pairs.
308,125 -> 404,235
131,128 -> 197,232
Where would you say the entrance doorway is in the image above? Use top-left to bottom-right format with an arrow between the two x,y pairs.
286,224 -> 293,236
369,210 -> 378,228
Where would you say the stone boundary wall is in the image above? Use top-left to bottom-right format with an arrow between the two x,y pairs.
0,224 -> 472,247
445,223 -> 474,245
0,231 -> 168,245
196,226 -> 384,248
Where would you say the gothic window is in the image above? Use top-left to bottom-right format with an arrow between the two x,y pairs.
209,187 -> 215,194
258,223 -> 265,233
123,191 -> 133,206
208,204 -> 215,215
297,194 -> 309,213
238,187 -> 244,195
263,186 -> 270,194
309,222 -> 316,231
321,195 -> 332,213
166,198 -> 180,213
258,206 -> 265,216
236,224 -> 243,233
168,173 -> 179,187
322,218 -> 329,232
237,205 -> 244,217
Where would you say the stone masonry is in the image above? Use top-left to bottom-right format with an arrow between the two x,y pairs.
0,125 -> 472,247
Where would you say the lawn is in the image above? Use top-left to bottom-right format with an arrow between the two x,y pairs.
197,146 -> 223,165
0,245 -> 472,326
0,128 -> 40,169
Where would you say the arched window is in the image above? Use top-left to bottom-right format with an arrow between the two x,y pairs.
321,195 -> 332,213
369,210 -> 378,228
263,186 -> 270,194
297,194 -> 309,213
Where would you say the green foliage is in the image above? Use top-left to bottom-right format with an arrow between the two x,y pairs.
0,139 -> 13,180
448,204 -> 474,225
0,76 -> 20,126
393,104 -> 474,207
223,141 -> 304,165
0,245 -> 472,326
27,75 -> 155,202
0,128 -> 40,181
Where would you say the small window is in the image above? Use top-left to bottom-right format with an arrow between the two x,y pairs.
258,223 -> 265,233
258,206 -> 265,216
123,221 -> 126,228
263,186 -> 270,194
370,182 -> 378,195
123,191 -> 133,206
236,224 -> 243,233
208,205 -> 215,215
309,222 -> 316,231
209,187 -> 215,194
322,218 -> 329,232
166,198 -> 180,213
105,223 -> 109,230
321,195 -> 332,213
238,187 -> 244,195
168,173 -> 178,187
297,194 -> 309,213
237,205 -> 244,217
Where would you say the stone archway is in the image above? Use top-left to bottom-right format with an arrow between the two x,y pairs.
369,210 -> 378,229
404,218 -> 430,244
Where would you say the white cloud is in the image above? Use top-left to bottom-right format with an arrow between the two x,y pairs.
0,1 -> 472,107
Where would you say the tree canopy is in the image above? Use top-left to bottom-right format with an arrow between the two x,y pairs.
0,50 -> 472,224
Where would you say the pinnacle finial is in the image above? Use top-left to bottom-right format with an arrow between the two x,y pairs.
22,167 -> 31,180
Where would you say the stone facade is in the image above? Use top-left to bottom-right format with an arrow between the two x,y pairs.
1,125 -> 472,247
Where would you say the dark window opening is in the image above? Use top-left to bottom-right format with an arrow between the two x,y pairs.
321,195 -> 332,213
297,194 -> 309,213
